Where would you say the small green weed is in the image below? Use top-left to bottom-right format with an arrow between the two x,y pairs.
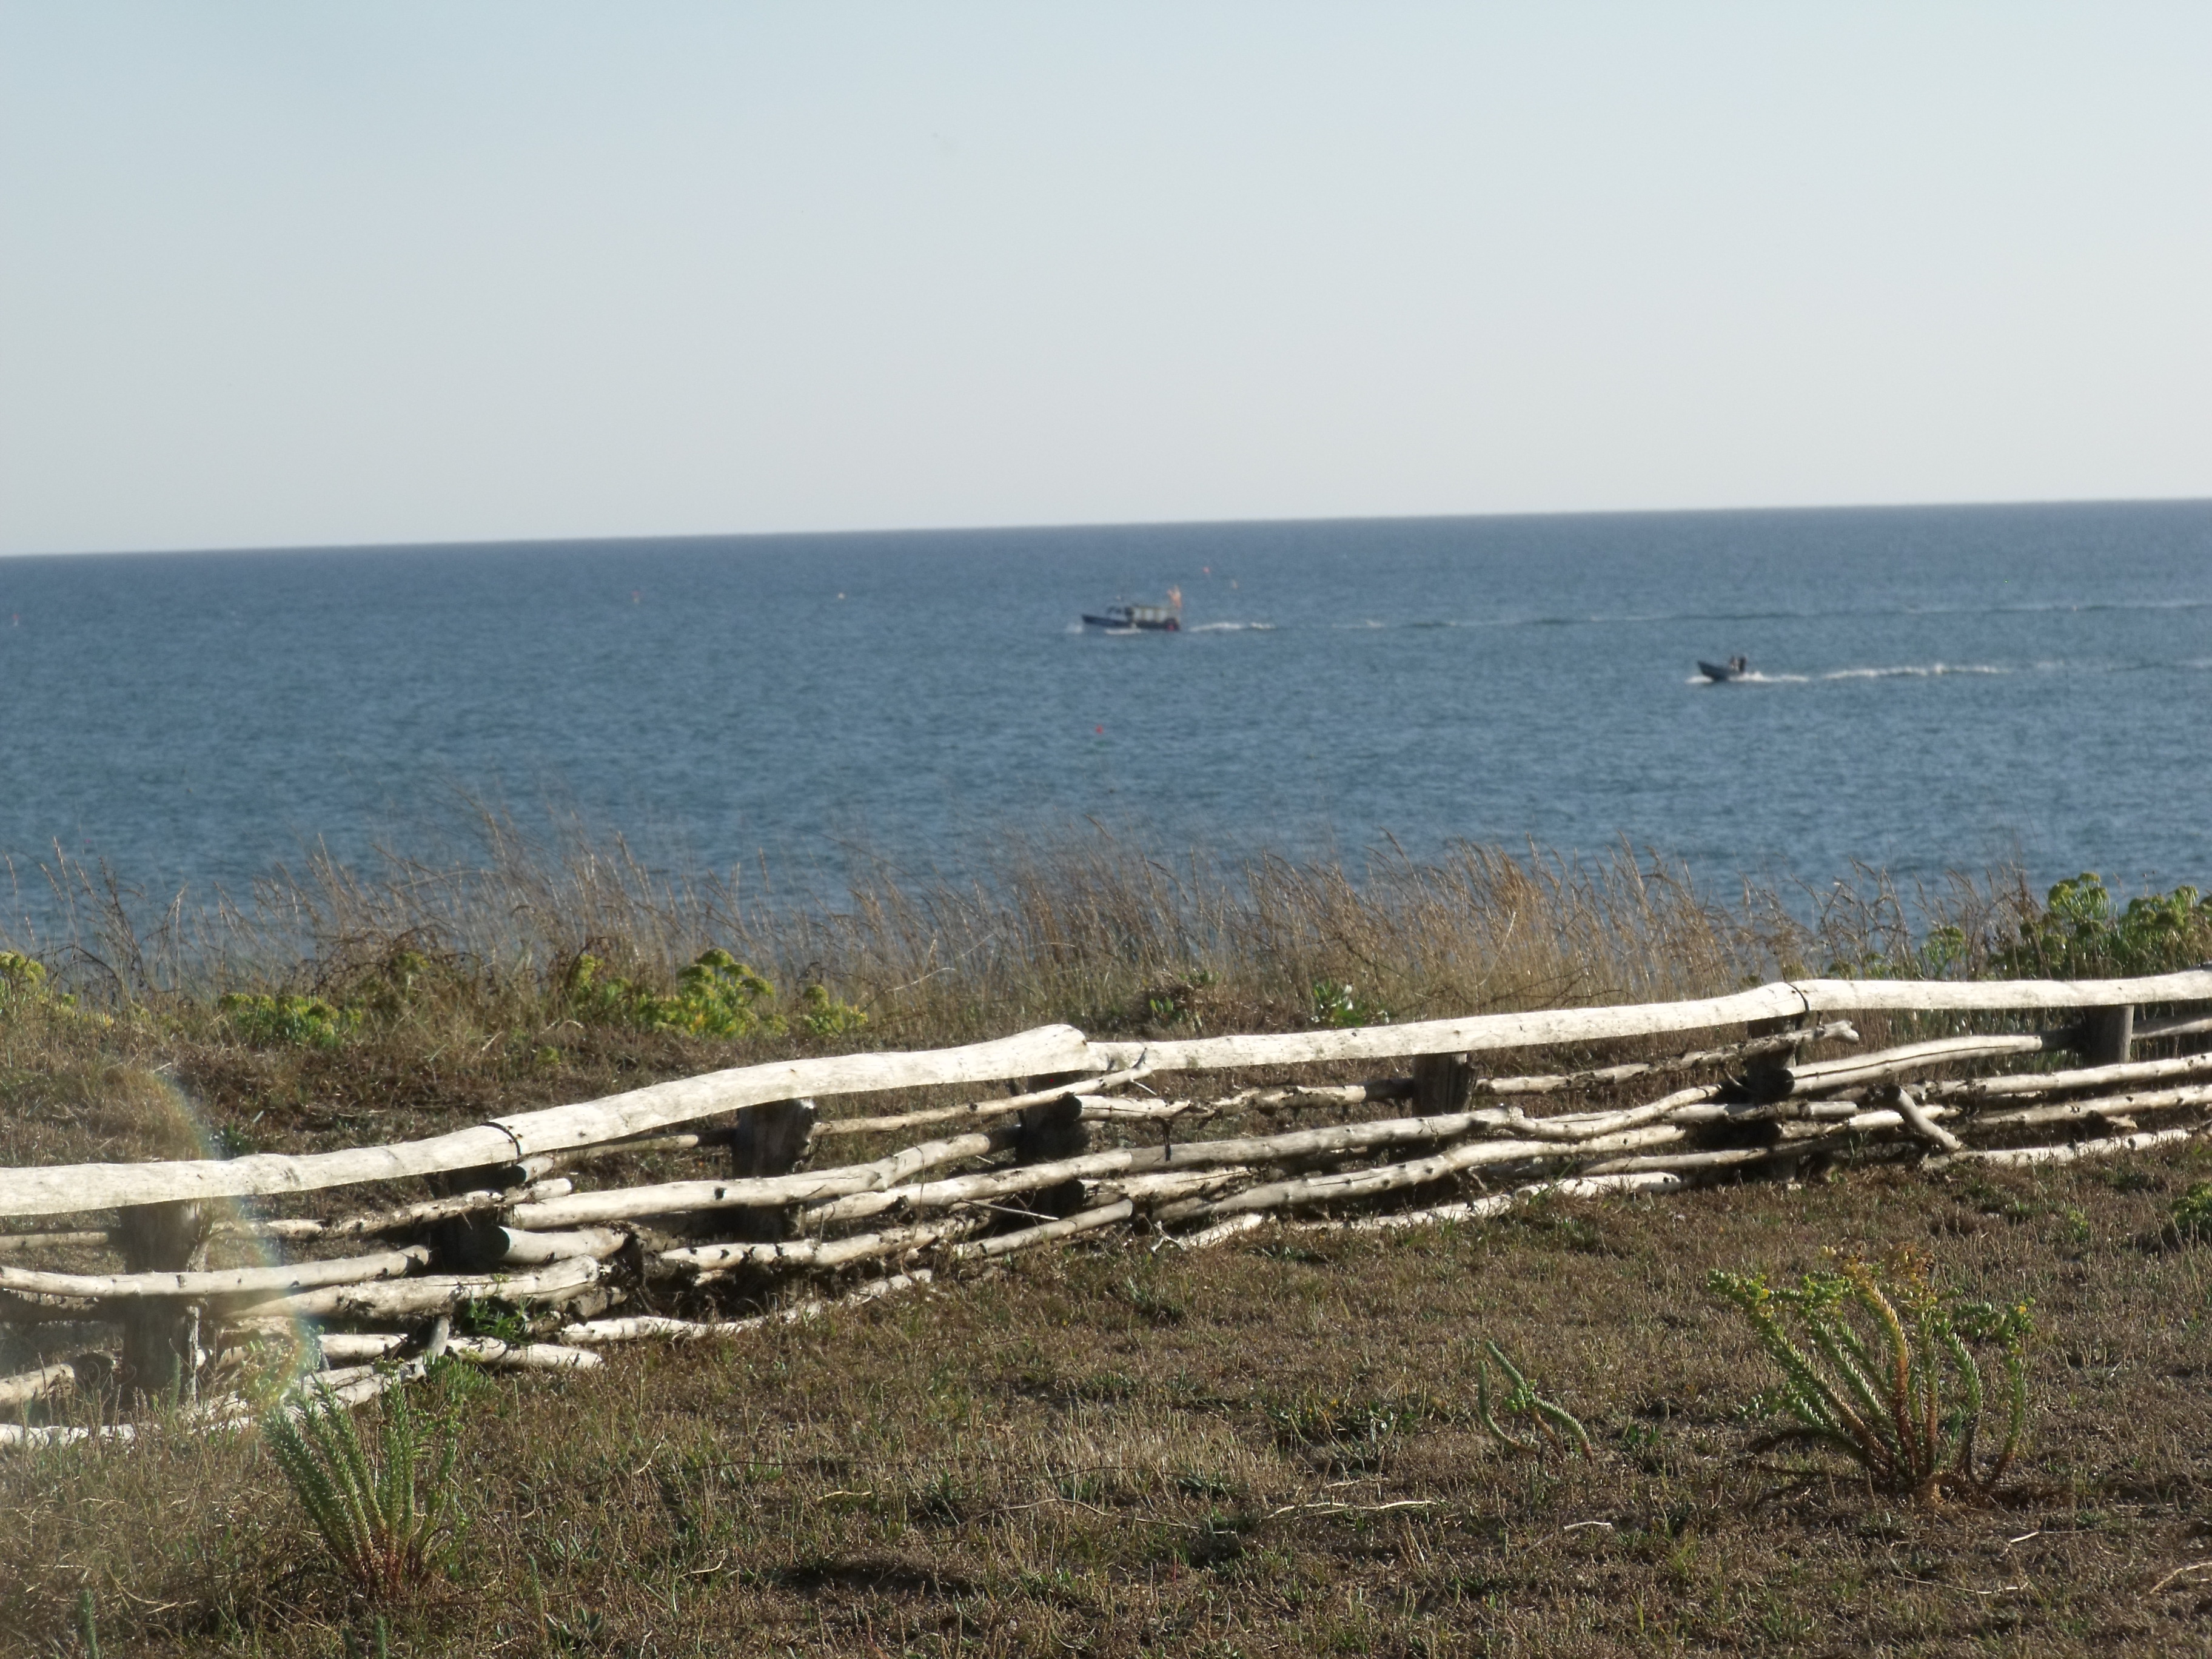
261,1382 -> 461,1602
1472,1342 -> 1592,1458
1310,980 -> 1389,1028
1708,1247 -> 2032,1504
2170,1182 -> 2212,1244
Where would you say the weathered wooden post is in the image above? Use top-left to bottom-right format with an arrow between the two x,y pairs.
725,1098 -> 817,1241
113,1200 -> 210,1402
1410,1052 -> 1472,1116
1015,1073 -> 1092,1219
2082,1004 -> 2134,1067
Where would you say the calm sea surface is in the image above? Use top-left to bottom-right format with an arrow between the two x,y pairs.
2,501 -> 2208,922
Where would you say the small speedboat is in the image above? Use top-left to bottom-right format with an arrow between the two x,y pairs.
1698,655 -> 1750,682
1083,588 -> 1182,632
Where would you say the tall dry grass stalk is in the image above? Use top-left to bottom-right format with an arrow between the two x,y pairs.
0,810 -> 2044,1044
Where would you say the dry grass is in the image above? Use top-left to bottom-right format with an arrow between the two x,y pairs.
7,812 -> 2055,1031
11,826 -> 2206,1653
0,821 -> 2051,1181
6,1148 -> 2212,1655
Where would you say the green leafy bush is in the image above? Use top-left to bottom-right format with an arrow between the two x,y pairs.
219,992 -> 361,1049
1708,1248 -> 2031,1504
559,948 -> 865,1041
261,1382 -> 460,1602
794,980 -> 870,1037
0,950 -> 49,1014
1995,874 -> 2212,979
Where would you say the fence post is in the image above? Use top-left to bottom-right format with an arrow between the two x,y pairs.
1740,1016 -> 1806,1102
2083,1005 -> 2134,1066
1410,1053 -> 1472,1116
113,1201 -> 210,1402
725,1098 -> 817,1241
1014,1073 -> 1092,1219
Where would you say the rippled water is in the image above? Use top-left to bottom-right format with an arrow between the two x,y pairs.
1,499 -> 2207,917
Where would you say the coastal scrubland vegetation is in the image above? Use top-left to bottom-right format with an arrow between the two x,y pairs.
4,823 -> 2212,1654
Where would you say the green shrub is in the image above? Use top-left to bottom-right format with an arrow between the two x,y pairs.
794,980 -> 869,1037
1708,1247 -> 2031,1504
1995,874 -> 2212,980
218,991 -> 361,1048
558,948 -> 864,1041
261,1382 -> 460,1603
0,950 -> 48,1012
2170,1181 -> 2212,1244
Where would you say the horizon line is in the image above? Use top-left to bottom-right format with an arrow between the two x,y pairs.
5,489 -> 2210,563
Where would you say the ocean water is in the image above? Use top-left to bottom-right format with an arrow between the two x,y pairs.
1,500 -> 2208,922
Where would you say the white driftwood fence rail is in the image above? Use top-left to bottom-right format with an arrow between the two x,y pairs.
4,971 -> 2210,1443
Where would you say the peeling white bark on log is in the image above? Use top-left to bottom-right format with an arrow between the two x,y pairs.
1170,1213 -> 1272,1250
1298,1171 -> 1690,1233
1078,1097 -> 1214,1123
1472,1024 -> 1862,1098
660,1218 -> 981,1274
951,1200 -> 1134,1258
313,1332 -> 407,1362
1669,1099 -> 1862,1125
233,1253 -> 602,1324
1581,1146 -> 1778,1176
1171,1126 -> 1685,1223
1783,1035 -> 2049,1094
1479,1085 -> 1721,1141
1883,1085 -> 1965,1152
444,1337 -> 603,1371
0,1231 -> 109,1253
2133,1011 -> 2212,1043
558,1270 -> 933,1346
809,1062 -> 1155,1139
497,1026 -> 1096,1157
1093,1167 -> 1254,1205
1928,1053 -> 2212,1101
1225,1081 -> 1412,1112
0,1359 -> 79,1407
0,1246 -> 429,1304
0,1025 -> 1094,1219
510,1125 -> 1019,1228
489,1227 -> 628,1265
1085,974 -> 2212,1073
800,1109 -> 1530,1225
1169,1171 -> 1688,1246
1929,1125 -> 2199,1168
1968,1083 -> 2212,1128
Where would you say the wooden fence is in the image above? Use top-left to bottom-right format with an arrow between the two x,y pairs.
5,970 -> 2211,1443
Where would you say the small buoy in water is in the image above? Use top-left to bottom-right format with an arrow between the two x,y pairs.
1095,725 -> 1105,735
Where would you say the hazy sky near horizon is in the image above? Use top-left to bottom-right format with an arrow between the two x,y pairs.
3,4 -> 2208,557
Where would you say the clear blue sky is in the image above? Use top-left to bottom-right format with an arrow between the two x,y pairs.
2,3 -> 2207,555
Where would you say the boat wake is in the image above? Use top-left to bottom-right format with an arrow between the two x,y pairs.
1687,662 -> 2018,685
1186,620 -> 1276,632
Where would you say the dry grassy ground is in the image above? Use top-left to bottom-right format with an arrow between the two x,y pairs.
5,832 -> 2210,1654
7,1148 -> 2212,1657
